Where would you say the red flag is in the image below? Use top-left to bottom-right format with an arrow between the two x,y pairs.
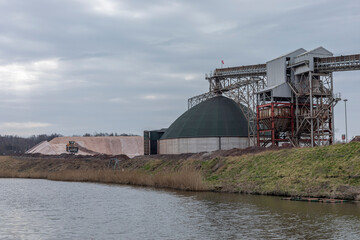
221,60 -> 224,64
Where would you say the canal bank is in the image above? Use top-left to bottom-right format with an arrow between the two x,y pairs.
1,142 -> 359,200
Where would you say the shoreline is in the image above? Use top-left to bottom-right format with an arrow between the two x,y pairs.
1,142 -> 360,200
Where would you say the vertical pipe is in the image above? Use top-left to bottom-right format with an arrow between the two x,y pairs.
247,83 -> 250,147
257,105 -> 260,146
309,72 -> 314,147
271,103 -> 275,146
317,118 -> 320,146
295,95 -> 299,139
329,108 -> 332,145
344,99 -> 348,143
331,73 -> 335,144
317,97 -> 320,146
291,104 -> 294,140
256,81 -> 259,146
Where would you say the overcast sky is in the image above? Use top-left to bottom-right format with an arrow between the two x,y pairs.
0,0 -> 359,140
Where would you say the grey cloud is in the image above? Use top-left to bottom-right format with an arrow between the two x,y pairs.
0,0 -> 359,138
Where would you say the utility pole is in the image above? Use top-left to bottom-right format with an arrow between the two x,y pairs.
344,99 -> 348,143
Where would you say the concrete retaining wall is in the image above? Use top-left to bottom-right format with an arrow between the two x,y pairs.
159,137 -> 250,154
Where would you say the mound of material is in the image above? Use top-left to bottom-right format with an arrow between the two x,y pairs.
26,141 -> 97,156
26,141 -> 58,155
26,136 -> 144,158
351,136 -> 360,142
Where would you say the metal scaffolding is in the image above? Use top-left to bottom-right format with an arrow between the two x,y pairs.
287,72 -> 340,147
188,50 -> 360,148
188,65 -> 266,146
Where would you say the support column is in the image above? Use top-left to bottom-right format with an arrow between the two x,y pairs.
309,72 -> 314,147
330,73 -> 335,144
271,103 -> 275,146
257,105 -> 260,146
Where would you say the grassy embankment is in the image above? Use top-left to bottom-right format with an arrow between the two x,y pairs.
0,142 -> 359,199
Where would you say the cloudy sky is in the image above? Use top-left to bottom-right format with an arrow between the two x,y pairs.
0,0 -> 359,140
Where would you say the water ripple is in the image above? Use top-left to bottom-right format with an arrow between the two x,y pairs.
0,179 -> 359,240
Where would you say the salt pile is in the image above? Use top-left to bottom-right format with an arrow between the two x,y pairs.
26,136 -> 144,158
26,141 -> 57,155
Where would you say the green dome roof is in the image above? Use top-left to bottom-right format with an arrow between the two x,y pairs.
161,96 -> 248,140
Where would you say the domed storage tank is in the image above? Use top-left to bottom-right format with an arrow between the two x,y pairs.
159,96 -> 250,154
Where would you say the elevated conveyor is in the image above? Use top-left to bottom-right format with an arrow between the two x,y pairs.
315,54 -> 360,72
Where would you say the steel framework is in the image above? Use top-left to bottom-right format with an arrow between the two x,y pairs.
188,65 -> 266,146
288,72 -> 339,147
188,52 -> 360,148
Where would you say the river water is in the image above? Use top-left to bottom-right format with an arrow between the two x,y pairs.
1,179 -> 359,240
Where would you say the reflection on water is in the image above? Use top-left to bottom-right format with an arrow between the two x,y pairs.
0,179 -> 359,240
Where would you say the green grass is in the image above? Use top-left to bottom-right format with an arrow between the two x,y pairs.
200,142 -> 360,199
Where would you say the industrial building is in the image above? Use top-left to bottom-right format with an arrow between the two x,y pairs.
143,129 -> 166,155
159,96 -> 250,154
145,47 -> 360,155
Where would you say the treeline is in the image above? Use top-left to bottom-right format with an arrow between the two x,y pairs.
0,133 -> 139,155
0,134 -> 62,155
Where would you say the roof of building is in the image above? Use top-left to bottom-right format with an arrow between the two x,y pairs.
160,96 -> 248,140
267,48 -> 306,63
296,46 -> 333,58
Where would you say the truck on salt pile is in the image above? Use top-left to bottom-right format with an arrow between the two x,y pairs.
66,141 -> 79,154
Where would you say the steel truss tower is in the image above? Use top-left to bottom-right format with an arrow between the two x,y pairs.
289,72 -> 338,147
